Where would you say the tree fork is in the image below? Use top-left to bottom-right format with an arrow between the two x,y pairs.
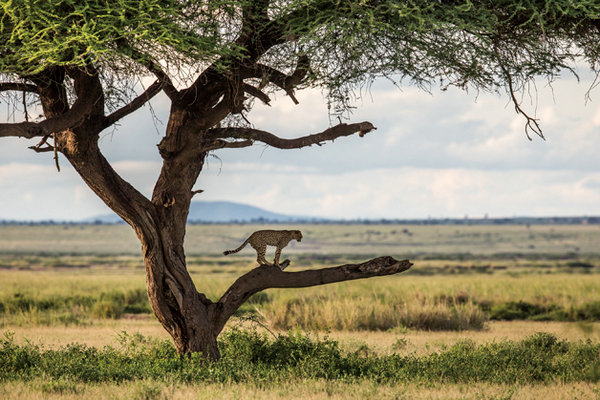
141,253 -> 412,361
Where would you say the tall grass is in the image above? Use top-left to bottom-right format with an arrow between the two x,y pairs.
3,268 -> 600,330
258,294 -> 487,331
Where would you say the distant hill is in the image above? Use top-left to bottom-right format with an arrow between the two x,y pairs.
84,201 -> 310,224
2,201 -> 598,225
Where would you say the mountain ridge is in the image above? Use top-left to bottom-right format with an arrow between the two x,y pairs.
83,201 -> 310,224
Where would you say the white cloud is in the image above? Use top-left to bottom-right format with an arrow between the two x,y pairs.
2,72 -> 600,220
197,166 -> 600,219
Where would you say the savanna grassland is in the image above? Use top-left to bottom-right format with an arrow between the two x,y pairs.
1,223 -> 600,399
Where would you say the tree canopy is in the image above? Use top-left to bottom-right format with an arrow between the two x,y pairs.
3,1 -> 599,118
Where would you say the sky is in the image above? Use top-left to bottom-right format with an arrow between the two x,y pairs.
1,70 -> 600,221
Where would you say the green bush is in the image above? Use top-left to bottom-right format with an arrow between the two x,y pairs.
91,300 -> 124,319
123,288 -> 151,314
1,329 -> 599,385
490,301 -> 549,320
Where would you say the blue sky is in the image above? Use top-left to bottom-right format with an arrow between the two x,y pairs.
1,70 -> 600,221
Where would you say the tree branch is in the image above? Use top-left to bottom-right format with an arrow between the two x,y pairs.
1,71 -> 102,140
207,121 -> 376,150
209,139 -> 255,151
0,121 -> 44,139
103,80 -> 163,128
115,40 -> 179,100
244,55 -> 310,104
242,83 -> 271,105
214,256 -> 412,333
0,82 -> 38,93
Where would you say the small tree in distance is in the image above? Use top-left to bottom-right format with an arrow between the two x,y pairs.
1,1 -> 599,360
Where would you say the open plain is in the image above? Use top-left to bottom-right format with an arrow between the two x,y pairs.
1,223 -> 600,399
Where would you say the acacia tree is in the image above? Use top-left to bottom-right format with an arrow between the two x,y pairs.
1,1 -> 599,360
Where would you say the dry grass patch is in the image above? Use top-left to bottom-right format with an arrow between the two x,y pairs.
1,380 -> 599,400
5,320 -> 600,356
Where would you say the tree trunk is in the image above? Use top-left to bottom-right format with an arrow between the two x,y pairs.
140,226 -> 222,360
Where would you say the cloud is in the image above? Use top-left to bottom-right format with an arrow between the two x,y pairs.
0,163 -> 108,220
2,72 -> 600,220
198,166 -> 600,219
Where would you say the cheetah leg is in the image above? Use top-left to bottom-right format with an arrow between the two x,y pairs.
255,245 -> 270,266
274,247 -> 282,267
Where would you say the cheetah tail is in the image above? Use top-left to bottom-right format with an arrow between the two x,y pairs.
223,239 -> 249,256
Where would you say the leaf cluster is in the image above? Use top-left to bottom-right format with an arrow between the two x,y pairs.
0,0 -> 239,76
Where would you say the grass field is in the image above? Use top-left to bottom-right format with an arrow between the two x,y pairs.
1,223 -> 600,398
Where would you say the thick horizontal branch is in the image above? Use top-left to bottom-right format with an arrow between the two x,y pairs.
1,90 -> 100,140
207,121 -> 376,150
213,256 -> 412,333
0,82 -> 38,93
103,80 -> 163,128
0,121 -> 44,139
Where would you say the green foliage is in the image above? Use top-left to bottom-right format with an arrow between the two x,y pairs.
91,300 -> 124,319
0,0 -> 237,75
0,288 -> 150,324
1,329 -> 600,385
2,1 -> 599,109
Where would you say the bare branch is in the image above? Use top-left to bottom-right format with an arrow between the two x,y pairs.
208,121 -> 376,150
505,72 -> 544,141
28,145 -> 55,153
115,40 -> 179,100
203,139 -> 254,152
0,82 -> 38,93
493,46 -> 544,141
103,80 -> 163,128
242,83 -> 271,105
244,56 -> 310,104
214,256 -> 412,333
52,132 -> 60,171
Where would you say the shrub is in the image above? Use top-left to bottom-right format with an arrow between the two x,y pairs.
489,301 -> 546,320
91,300 -> 124,319
123,288 -> 151,314
3,329 -> 597,385
574,302 -> 600,321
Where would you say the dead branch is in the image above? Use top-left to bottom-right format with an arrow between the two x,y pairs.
207,121 -> 376,150
242,83 -> 271,105
505,72 -> 544,141
115,40 -> 179,100
493,46 -> 544,141
103,80 -> 163,128
52,132 -> 60,171
204,139 -> 255,151
0,82 -> 38,93
28,145 -> 54,153
243,55 -> 310,104
213,256 -> 412,333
